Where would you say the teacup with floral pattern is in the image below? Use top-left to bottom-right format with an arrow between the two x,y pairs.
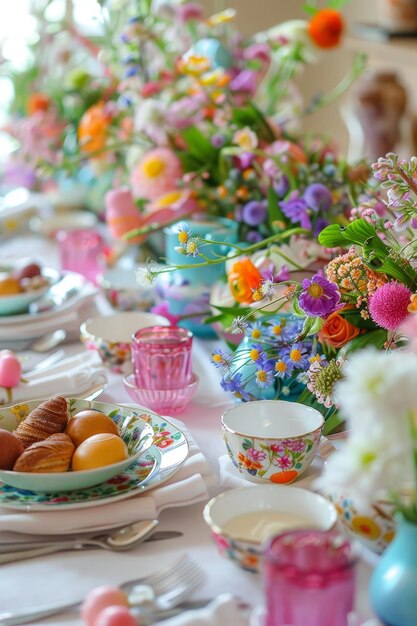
221,400 -> 324,484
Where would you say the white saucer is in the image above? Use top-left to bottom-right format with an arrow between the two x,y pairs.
250,607 -> 381,626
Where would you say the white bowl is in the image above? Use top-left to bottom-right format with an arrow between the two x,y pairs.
0,267 -> 60,316
98,267 -> 155,311
0,399 -> 154,493
221,400 -> 324,484
80,311 -> 169,373
204,484 -> 337,572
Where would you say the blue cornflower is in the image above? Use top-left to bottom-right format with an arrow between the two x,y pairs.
221,373 -> 251,401
124,66 -> 139,78
248,343 -> 267,364
274,358 -> 292,378
246,321 -> 265,342
255,362 -> 275,388
211,349 -> 232,370
281,342 -> 310,370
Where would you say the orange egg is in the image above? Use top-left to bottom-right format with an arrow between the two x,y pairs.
0,277 -> 22,296
65,410 -> 119,447
71,433 -> 128,471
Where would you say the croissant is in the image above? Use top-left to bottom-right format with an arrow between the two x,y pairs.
13,396 -> 69,448
13,433 -> 74,473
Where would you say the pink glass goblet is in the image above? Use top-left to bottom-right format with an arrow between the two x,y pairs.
131,325 -> 193,390
264,530 -> 356,626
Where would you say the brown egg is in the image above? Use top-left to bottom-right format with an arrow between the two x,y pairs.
71,433 -> 128,471
65,410 -> 119,447
14,263 -> 42,281
0,429 -> 25,470
0,277 -> 22,296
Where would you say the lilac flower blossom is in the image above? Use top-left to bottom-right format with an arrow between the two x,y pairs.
279,193 -> 311,229
242,200 -> 267,226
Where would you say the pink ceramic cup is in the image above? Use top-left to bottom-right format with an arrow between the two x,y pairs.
264,530 -> 356,626
131,325 -> 193,390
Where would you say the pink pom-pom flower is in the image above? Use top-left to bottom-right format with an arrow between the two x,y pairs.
368,281 -> 412,331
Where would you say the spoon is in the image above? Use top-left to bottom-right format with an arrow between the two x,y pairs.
0,520 -> 183,565
29,329 -> 67,352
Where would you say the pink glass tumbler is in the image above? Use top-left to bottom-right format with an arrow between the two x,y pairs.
132,326 -> 193,390
57,228 -> 105,283
264,530 -> 356,626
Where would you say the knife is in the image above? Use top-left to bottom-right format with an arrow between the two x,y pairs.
28,273 -> 85,314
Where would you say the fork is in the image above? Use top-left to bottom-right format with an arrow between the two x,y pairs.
0,556 -> 203,626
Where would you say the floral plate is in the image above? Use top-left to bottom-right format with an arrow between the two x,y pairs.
0,402 -> 189,510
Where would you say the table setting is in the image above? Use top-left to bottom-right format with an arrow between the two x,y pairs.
3,1 -> 417,625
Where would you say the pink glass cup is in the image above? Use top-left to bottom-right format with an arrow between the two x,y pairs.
131,326 -> 193,390
56,228 -> 105,284
264,530 -> 356,626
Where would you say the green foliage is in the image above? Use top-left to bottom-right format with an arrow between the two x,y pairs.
339,328 -> 388,356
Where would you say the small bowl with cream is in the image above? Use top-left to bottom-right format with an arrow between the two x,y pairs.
221,400 -> 324,485
204,484 -> 337,573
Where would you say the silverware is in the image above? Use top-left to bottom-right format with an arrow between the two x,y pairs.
0,555 -> 201,626
22,348 -> 66,373
0,520 -> 183,565
28,273 -> 84,315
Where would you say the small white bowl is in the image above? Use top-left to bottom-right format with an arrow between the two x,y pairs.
80,311 -> 169,373
98,267 -> 155,312
204,484 -> 336,572
221,400 -> 324,484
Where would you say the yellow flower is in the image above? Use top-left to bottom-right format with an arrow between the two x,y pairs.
206,9 -> 236,26
179,55 -> 211,76
10,404 -> 30,424
351,515 -> 381,540
233,127 -> 258,151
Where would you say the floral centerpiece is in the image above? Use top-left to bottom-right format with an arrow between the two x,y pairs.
147,152 -> 417,433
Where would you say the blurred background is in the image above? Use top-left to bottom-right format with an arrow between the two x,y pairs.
1,0 -> 416,164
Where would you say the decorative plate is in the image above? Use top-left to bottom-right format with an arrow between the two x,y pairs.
0,403 -> 188,510
0,268 -> 60,316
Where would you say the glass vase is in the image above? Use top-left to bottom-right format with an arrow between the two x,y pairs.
370,515 -> 417,626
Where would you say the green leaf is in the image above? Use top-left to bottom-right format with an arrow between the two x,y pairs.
318,224 -> 348,248
328,0 -> 350,8
303,5 -> 317,16
242,438 -> 252,451
181,127 -> 218,164
267,186 -> 286,228
322,411 -> 345,437
339,328 -> 388,356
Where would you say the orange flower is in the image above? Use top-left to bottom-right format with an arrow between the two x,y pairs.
318,307 -> 360,349
308,9 -> 344,49
228,259 -> 262,304
78,102 -> 110,155
27,93 -> 50,115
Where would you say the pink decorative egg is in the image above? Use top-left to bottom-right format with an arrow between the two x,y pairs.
0,353 -> 22,388
94,606 -> 137,626
80,586 -> 129,626
105,187 -> 145,244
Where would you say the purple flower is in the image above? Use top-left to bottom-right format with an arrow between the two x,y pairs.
176,2 -> 204,22
263,159 -> 279,178
211,134 -> 226,149
229,69 -> 257,95
221,373 -> 251,400
246,230 -> 263,243
303,183 -> 332,212
313,217 -> 330,237
236,152 -> 255,169
279,193 -> 311,229
298,275 -> 341,317
244,43 -> 270,64
274,175 -> 290,199
242,200 -> 267,226
274,265 -> 290,282
255,362 -> 275,388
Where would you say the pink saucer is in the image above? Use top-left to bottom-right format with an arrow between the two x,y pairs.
123,373 -> 199,415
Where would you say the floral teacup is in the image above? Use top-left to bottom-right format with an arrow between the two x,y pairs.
221,400 -> 324,484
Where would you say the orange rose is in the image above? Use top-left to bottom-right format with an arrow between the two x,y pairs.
308,9 -> 344,49
318,308 -> 360,349
228,259 -> 262,304
27,93 -> 50,115
78,102 -> 110,155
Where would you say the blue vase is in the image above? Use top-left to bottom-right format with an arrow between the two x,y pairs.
163,217 -> 239,286
229,313 -> 307,401
161,217 -> 238,337
370,515 -> 417,626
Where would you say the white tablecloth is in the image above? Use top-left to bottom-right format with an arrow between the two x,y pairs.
0,235 -> 376,624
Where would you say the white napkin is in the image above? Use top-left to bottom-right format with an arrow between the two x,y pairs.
154,594 -> 249,626
0,419 -> 218,536
0,351 -> 107,405
218,453 -> 324,491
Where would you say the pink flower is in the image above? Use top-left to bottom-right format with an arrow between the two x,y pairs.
369,281 -> 412,331
176,2 -> 204,22
141,82 -> 162,98
247,447 -> 267,462
130,148 -> 183,201
150,302 -> 180,326
244,43 -> 271,64
273,455 -> 292,470
105,187 -> 145,243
